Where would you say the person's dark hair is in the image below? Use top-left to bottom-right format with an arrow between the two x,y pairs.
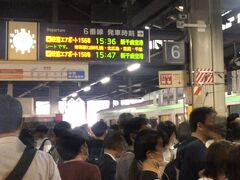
134,129 -> 164,162
110,124 -> 120,131
226,145 -> 240,180
229,121 -> 240,141
57,131 -> 86,161
104,131 -> 124,150
19,128 -> 35,148
189,107 -> 216,132
122,117 -> 150,146
118,113 -> 134,127
0,95 -> 22,133
177,121 -> 191,142
35,124 -> 49,134
149,118 -> 158,129
157,121 -> 176,145
214,116 -> 227,138
53,121 -> 71,137
129,129 -> 164,180
204,141 -> 232,179
91,121 -> 108,137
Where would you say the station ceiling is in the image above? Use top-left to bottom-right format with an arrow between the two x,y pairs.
0,0 -> 239,101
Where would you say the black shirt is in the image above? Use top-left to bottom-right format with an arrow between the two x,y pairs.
87,138 -> 104,163
97,153 -> 117,180
140,171 -> 159,180
176,137 -> 206,180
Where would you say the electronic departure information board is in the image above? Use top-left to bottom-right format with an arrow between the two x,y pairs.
39,23 -> 149,62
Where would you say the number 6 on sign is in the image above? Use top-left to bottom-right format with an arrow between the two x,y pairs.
171,45 -> 181,59
163,42 -> 185,64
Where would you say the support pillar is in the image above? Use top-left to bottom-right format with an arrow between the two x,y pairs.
118,99 -> 121,106
49,83 -> 59,115
7,83 -> 13,96
109,98 -> 113,108
189,0 -> 226,116
84,101 -> 88,122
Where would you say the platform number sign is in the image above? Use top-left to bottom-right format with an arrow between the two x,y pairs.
163,42 -> 185,64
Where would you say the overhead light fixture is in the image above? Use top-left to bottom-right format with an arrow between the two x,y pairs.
178,6 -> 184,10
71,92 -> 78,98
83,86 -> 91,92
127,63 -> 141,72
132,88 -> 142,93
100,76 -> 111,84
176,5 -> 184,12
144,26 -> 150,30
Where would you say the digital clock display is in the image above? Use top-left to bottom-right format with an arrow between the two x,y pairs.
39,23 -> 149,62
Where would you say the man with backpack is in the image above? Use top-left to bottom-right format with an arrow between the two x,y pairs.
0,95 -> 61,180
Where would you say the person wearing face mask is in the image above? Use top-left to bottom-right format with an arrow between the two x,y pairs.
157,121 -> 177,180
57,131 -> 101,180
157,121 -> 177,164
176,107 -> 221,180
129,129 -> 166,180
116,117 -> 150,180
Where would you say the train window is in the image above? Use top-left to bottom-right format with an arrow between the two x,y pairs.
228,105 -> 240,115
159,114 -> 171,122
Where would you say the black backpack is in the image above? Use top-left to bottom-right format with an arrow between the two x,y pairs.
5,147 -> 37,180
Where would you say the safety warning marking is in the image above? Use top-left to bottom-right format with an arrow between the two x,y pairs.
194,86 -> 202,96
195,68 -> 214,85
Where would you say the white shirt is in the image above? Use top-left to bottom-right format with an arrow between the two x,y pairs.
0,136 -> 61,180
36,137 -> 52,152
105,152 -> 116,161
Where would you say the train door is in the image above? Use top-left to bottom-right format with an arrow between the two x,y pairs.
159,114 -> 171,122
175,113 -> 184,126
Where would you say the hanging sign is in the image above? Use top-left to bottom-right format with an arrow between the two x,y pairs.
0,61 -> 88,81
39,23 -> 149,62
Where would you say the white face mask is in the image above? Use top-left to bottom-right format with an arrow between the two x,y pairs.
163,149 -> 172,162
169,133 -> 178,149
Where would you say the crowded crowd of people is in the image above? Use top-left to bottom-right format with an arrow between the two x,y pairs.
1,95 -> 240,180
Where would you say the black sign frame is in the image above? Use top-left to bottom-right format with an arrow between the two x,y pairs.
39,23 -> 149,63
0,21 -> 6,60
163,42 -> 185,65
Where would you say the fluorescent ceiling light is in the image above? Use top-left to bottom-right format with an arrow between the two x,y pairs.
144,26 -> 150,30
178,6 -> 184,10
127,63 -> 141,72
71,92 -> 78,97
83,86 -> 91,92
100,77 -> 111,84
